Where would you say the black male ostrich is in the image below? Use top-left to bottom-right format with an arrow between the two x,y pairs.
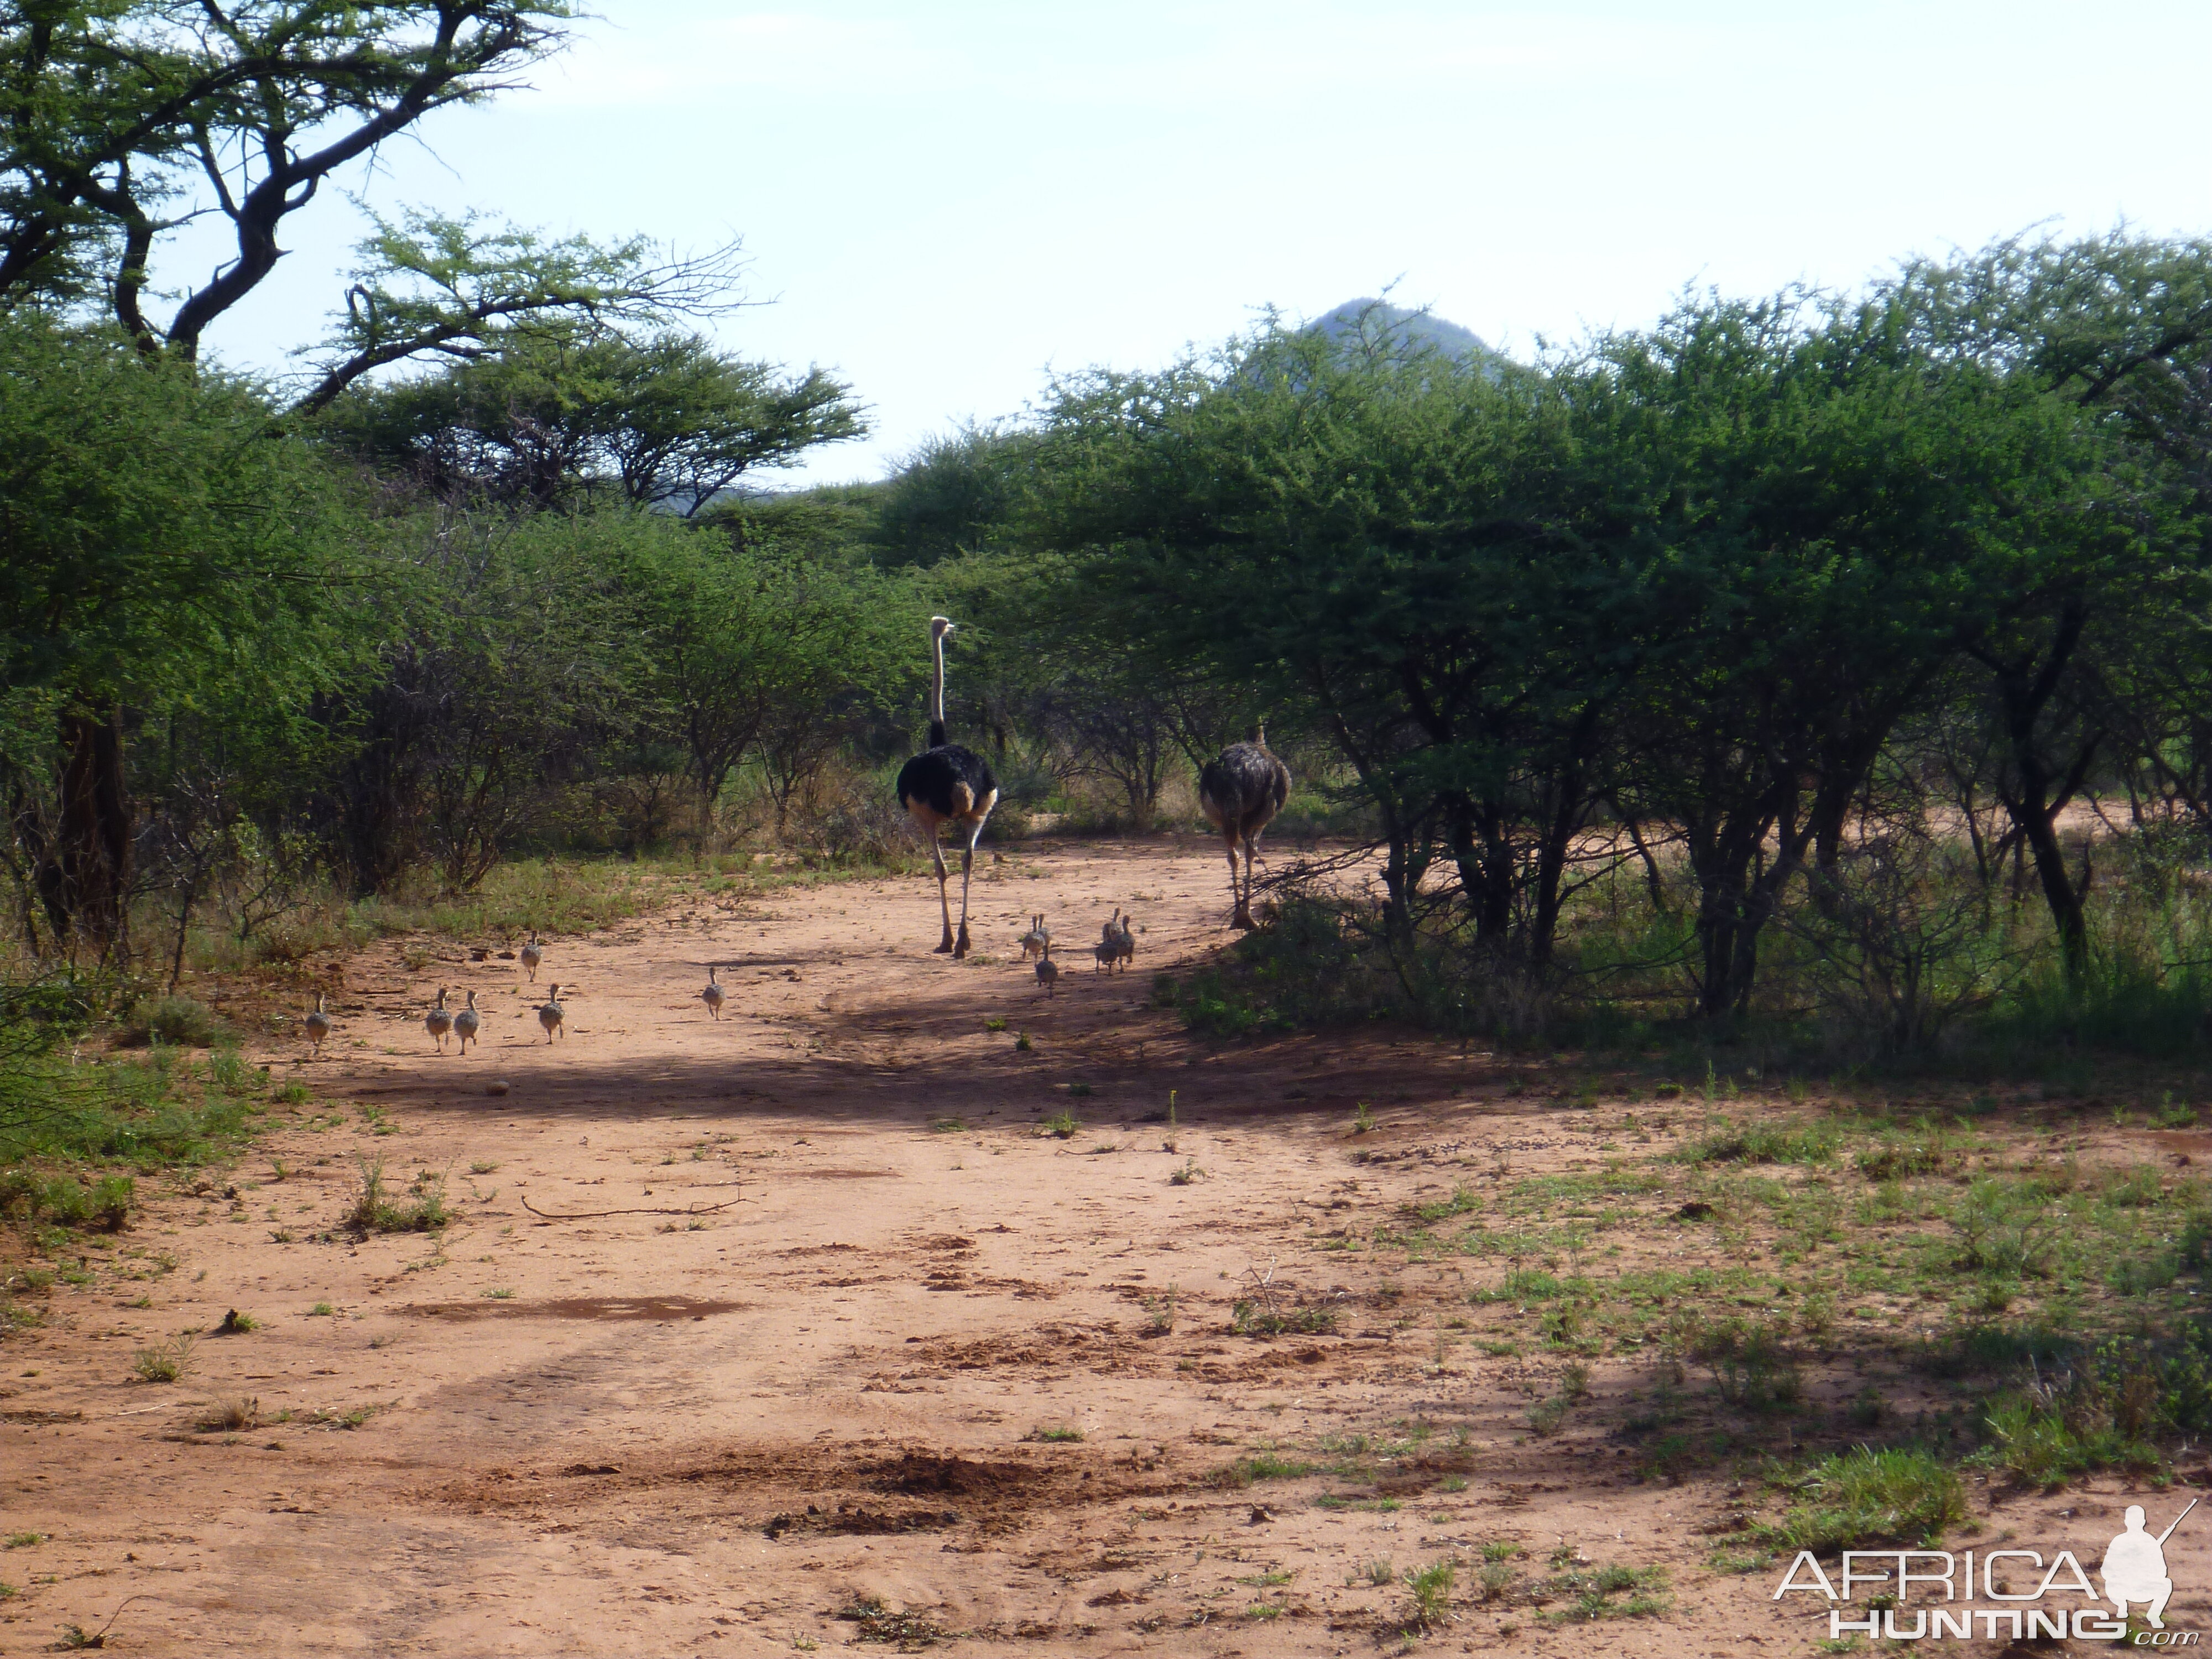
896,616 -> 999,957
1199,724 -> 1291,930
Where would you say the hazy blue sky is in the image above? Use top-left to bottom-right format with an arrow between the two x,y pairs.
170,1 -> 2212,484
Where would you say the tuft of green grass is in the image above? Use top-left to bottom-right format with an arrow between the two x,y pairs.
1207,1452 -> 1313,1487
984,1016 -> 1007,1033
1024,1426 -> 1084,1443
1540,1561 -> 1670,1621
2,1532 -> 43,1550
345,1157 -> 450,1233
131,1333 -> 195,1384
1856,1130 -> 1959,1181
1677,1117 -> 1835,1166
1232,1298 -> 1337,1337
1039,1110 -> 1078,1139
1142,1288 -> 1177,1333
1978,1365 -> 2167,1488
928,1117 -> 966,1133
1352,1100 -> 1377,1134
1408,1186 -> 1480,1222
1752,1446 -> 1965,1552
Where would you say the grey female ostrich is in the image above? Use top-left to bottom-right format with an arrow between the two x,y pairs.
896,617 -> 999,957
1199,724 -> 1291,930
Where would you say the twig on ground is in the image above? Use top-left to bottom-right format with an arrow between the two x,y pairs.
519,1194 -> 744,1220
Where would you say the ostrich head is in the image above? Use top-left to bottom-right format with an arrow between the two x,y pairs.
930,615 -> 956,641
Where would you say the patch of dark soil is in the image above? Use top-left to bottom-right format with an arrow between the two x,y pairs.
764,1503 -> 961,1539
863,1452 -> 1040,1499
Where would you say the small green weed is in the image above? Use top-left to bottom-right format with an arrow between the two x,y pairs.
131,1333 -> 195,1383
1402,1559 -> 1454,1630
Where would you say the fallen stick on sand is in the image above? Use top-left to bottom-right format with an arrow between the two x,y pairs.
520,1194 -> 744,1220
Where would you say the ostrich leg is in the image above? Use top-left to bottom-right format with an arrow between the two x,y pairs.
953,832 -> 979,958
931,838 -> 955,953
1222,829 -> 1245,928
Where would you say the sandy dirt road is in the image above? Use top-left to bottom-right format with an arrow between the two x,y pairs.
0,841 -> 2184,1655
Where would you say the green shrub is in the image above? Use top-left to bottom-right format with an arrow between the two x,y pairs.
122,997 -> 227,1048
1684,1316 -> 1802,1412
0,1170 -> 133,1230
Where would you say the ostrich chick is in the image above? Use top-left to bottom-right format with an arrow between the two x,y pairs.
1035,941 -> 1060,999
304,993 -> 332,1061
452,990 -> 481,1056
538,984 -> 566,1044
425,986 -> 453,1052
1109,911 -> 1136,972
701,965 -> 725,1021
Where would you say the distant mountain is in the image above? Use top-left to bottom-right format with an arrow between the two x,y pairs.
1306,299 -> 1504,369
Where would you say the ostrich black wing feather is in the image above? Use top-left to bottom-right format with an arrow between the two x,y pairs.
1199,743 -> 1290,833
898,744 -> 999,818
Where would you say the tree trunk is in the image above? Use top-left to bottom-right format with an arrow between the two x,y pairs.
1528,771 -> 1584,973
1442,792 -> 1513,949
2016,792 -> 2091,983
55,709 -> 133,958
1980,606 -> 2098,985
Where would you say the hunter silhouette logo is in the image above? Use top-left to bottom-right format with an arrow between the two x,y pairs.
1773,1498 -> 2200,1644
2106,1500 -> 2194,1629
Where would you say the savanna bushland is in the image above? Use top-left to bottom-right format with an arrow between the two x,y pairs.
11,4 -> 2212,1646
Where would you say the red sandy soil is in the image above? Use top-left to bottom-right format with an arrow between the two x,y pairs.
0,840 -> 2200,1655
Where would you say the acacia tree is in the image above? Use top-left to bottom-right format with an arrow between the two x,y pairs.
0,315 -> 349,953
1881,232 -> 2212,981
3,3 -> 565,349
322,326 -> 863,510
1,2 -> 749,945
1035,326 -> 1646,961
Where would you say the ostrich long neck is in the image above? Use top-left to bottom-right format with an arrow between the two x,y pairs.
928,630 -> 948,748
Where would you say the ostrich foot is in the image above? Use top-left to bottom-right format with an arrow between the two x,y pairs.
933,932 -> 954,954
953,925 -> 972,958
1231,908 -> 1256,931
